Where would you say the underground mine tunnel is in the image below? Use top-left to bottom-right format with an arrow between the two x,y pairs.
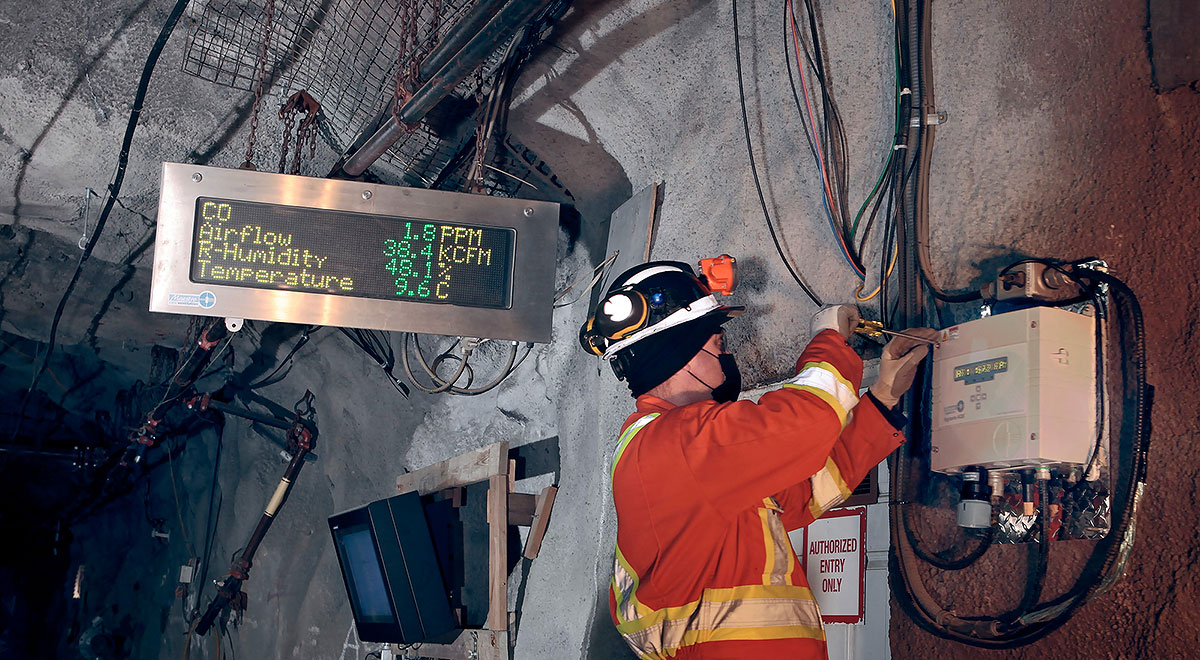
1,0 -> 1198,658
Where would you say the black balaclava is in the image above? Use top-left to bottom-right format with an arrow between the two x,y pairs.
688,348 -> 742,403
620,315 -> 727,397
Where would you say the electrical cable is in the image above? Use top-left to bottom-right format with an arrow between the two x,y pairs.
191,430 -> 226,623
337,328 -> 410,398
731,0 -> 823,306
400,334 -> 530,395
786,0 -> 861,277
888,0 -> 1151,644
246,327 -> 317,390
166,437 -> 198,560
13,0 -> 192,442
784,0 -> 907,296
554,252 -> 618,308
906,0 -> 980,303
890,268 -> 1150,647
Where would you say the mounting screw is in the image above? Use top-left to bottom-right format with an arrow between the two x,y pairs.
1030,433 -> 1037,441
523,207 -> 534,217
362,190 -> 372,200
192,173 -> 203,183
1030,321 -> 1038,328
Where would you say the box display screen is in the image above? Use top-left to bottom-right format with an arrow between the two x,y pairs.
190,197 -> 515,309
953,356 -> 1009,384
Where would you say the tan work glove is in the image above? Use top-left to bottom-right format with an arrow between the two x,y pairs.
869,328 -> 940,408
811,304 -> 862,340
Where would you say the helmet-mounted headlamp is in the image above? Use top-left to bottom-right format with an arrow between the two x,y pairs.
578,256 -> 743,360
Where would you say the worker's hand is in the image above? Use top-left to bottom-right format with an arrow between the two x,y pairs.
869,327 -> 940,409
811,304 -> 861,340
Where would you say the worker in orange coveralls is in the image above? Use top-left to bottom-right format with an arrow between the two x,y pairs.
579,260 -> 937,660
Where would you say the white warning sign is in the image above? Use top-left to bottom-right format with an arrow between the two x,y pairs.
793,507 -> 866,624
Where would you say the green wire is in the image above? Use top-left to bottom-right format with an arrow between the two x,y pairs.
849,27 -> 903,239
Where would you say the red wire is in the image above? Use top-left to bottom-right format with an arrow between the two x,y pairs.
789,0 -> 864,277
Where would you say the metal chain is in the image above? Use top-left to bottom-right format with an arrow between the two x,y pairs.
277,90 -> 321,175
390,0 -> 444,138
242,0 -> 279,170
278,108 -> 296,173
390,0 -> 420,124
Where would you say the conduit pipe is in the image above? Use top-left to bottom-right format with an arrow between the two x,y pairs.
419,0 -> 510,80
342,0 -> 553,176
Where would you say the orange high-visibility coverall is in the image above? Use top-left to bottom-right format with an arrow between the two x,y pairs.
609,329 -> 906,659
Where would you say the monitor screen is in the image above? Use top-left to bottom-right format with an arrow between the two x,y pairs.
333,524 -> 393,624
329,492 -> 457,643
190,197 -> 516,309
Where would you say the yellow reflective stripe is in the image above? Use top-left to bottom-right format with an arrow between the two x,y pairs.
759,504 -> 777,586
807,457 -> 854,520
610,413 -> 660,481
784,361 -> 859,424
613,545 -> 643,624
616,584 -> 820,633
610,413 -> 660,626
616,584 -> 824,657
783,383 -> 848,427
758,498 -> 791,586
800,360 -> 855,394
784,530 -> 797,585
700,624 -> 825,644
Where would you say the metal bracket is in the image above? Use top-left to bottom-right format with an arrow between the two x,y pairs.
910,110 -> 949,127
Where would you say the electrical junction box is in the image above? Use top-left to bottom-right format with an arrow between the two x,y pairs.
930,306 -> 1096,474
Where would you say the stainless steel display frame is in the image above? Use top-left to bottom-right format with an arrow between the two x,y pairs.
150,163 -> 559,342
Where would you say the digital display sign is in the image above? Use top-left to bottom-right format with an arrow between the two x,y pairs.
953,357 -> 1009,385
190,197 -> 515,309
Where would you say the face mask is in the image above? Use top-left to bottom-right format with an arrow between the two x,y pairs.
689,349 -> 742,403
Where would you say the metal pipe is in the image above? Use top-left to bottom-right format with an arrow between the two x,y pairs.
419,0 -> 509,80
205,399 -> 291,430
342,0 -> 552,176
195,426 -> 313,636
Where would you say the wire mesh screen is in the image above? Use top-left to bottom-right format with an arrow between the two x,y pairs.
181,0 -> 496,185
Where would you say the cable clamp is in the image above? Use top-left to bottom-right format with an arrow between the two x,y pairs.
912,110 -> 949,127
892,143 -> 908,151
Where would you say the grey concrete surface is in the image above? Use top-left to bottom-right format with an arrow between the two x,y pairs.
0,0 -> 1195,659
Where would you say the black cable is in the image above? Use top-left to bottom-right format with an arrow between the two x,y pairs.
247,327 -> 316,390
799,0 -> 851,234
338,328 -> 410,398
14,0 -> 192,441
192,430 -> 226,621
905,1 -> 980,304
732,0 -> 823,306
890,267 -> 1151,648
782,5 -> 821,165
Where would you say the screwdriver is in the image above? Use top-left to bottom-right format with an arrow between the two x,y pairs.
854,319 -> 941,347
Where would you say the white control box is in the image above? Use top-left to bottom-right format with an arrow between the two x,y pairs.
930,306 -> 1096,474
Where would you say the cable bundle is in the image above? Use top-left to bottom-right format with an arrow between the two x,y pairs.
783,0 -> 909,304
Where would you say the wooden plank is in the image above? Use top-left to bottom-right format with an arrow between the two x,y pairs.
507,493 -> 536,526
487,473 -> 509,632
523,485 -> 558,560
396,441 -> 509,495
412,629 -> 507,660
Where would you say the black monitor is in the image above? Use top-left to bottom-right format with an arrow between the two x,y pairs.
328,491 -> 457,643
